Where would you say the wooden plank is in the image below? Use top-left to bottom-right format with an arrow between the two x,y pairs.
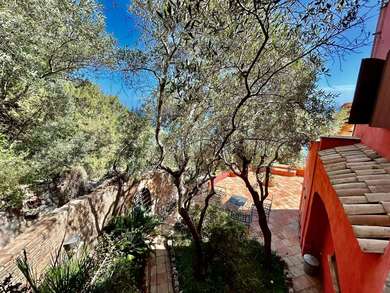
334,182 -> 367,190
364,152 -> 380,159
343,204 -> 385,215
338,150 -> 364,154
349,215 -> 390,226
338,150 -> 363,154
355,144 -> 369,149
337,188 -> 371,196
319,150 -> 337,156
358,239 -> 389,253
365,193 -> 390,203
353,225 -> 390,238
339,196 -> 368,204
344,154 -> 368,158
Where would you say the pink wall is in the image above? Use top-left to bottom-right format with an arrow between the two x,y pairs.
354,4 -> 390,159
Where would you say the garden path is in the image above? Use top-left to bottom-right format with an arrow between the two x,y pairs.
216,174 -> 322,293
145,235 -> 174,293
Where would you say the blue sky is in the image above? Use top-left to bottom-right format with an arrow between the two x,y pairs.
95,0 -> 380,109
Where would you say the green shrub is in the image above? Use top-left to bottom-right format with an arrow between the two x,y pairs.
91,207 -> 159,292
16,249 -> 93,293
174,207 -> 288,293
105,206 -> 159,257
91,255 -> 141,293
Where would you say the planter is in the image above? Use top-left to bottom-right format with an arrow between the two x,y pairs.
303,254 -> 320,276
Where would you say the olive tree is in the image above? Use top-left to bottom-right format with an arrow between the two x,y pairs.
181,0 -> 370,264
125,0 -> 371,272
120,0 -> 224,278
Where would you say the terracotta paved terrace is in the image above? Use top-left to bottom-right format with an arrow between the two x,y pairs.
215,173 -> 322,293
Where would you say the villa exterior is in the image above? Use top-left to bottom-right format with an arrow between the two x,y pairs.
299,3 -> 390,293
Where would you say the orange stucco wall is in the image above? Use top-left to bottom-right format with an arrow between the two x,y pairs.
300,138 -> 390,293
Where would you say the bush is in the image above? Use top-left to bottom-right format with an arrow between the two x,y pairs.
91,207 -> 159,292
90,255 -> 141,293
174,207 -> 288,293
16,249 -> 93,293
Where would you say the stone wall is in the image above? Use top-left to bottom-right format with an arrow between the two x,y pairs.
140,171 -> 177,216
0,178 -> 138,282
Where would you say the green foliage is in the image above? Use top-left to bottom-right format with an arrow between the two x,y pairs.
176,241 -> 287,293
17,249 -> 93,293
105,206 -> 160,257
0,136 -> 29,210
0,0 -> 140,212
174,208 -> 287,293
92,207 -> 159,293
0,0 -> 155,213
0,0 -> 114,135
20,82 -> 132,181
91,255 -> 141,293
38,253 -> 93,293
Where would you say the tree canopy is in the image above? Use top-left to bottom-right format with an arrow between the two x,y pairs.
0,0 -> 152,212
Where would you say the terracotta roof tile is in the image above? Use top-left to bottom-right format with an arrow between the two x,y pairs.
319,143 -> 390,254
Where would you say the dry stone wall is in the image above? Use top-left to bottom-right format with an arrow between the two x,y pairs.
0,178 -> 138,282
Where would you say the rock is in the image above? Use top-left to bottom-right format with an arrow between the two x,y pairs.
23,209 -> 39,221
24,195 -> 41,209
55,166 -> 88,206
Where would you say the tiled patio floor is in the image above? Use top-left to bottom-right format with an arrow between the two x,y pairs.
216,174 -> 322,293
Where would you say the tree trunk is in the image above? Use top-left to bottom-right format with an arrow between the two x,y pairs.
197,177 -> 216,236
253,199 -> 272,265
239,167 -> 273,266
179,207 -> 206,279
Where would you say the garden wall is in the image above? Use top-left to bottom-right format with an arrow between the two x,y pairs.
0,178 -> 138,282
